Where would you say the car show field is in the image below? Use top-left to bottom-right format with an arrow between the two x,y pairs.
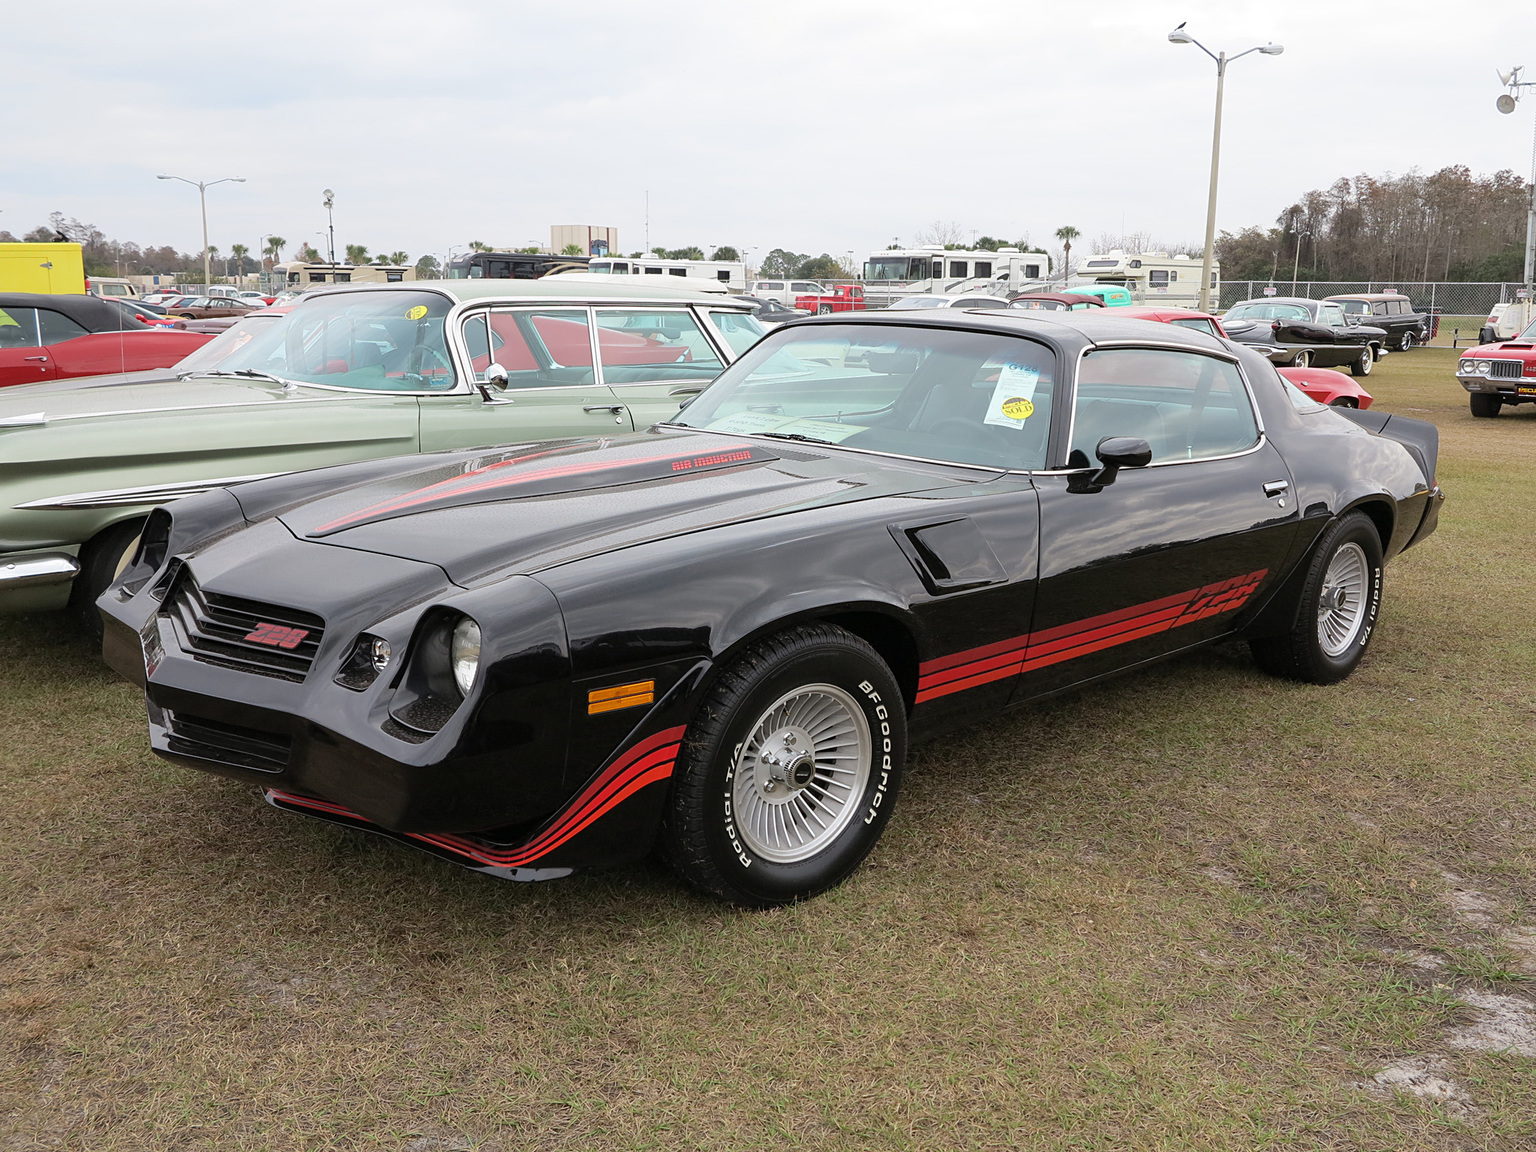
2,346 -> 1533,1148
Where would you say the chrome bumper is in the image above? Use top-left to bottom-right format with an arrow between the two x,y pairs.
0,553 -> 80,589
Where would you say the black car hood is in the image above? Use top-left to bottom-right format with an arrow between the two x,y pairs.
277,429 -> 985,586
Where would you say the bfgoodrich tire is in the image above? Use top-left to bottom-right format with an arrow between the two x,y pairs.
1250,511 -> 1383,685
661,623 -> 906,907
69,518 -> 146,641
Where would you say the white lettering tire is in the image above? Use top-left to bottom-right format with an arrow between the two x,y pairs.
661,623 -> 906,907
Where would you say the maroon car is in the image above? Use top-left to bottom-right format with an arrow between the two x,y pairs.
169,297 -> 263,321
0,293 -> 213,388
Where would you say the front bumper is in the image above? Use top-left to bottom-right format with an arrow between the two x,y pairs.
1457,373 -> 1536,400
0,548 -> 81,613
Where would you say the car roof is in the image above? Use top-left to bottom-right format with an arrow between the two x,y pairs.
0,291 -> 158,331
1231,297 -> 1319,308
1010,292 -> 1105,306
1117,306 -> 1214,321
301,278 -> 749,309
1322,293 -> 1409,303
780,307 -> 1232,353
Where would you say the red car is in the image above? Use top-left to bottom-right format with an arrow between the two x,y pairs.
1454,315 -> 1536,417
0,293 -> 213,388
1118,307 -> 1373,409
794,284 -> 866,315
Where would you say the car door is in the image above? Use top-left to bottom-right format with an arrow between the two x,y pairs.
419,305 -> 632,452
37,306 -> 129,379
1016,344 -> 1301,702
593,307 -> 729,429
0,307 -> 58,387
1317,302 -> 1363,366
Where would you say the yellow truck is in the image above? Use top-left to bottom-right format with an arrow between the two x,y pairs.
0,243 -> 87,294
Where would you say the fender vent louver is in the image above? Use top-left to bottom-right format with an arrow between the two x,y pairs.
164,571 -> 325,681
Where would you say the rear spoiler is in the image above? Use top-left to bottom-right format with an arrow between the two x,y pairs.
1336,408 -> 1438,486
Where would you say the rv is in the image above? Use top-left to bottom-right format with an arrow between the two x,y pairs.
1072,250 -> 1217,309
274,261 -> 415,286
447,251 -> 588,280
862,247 -> 1049,301
579,258 -> 747,292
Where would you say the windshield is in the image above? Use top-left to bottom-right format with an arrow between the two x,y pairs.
887,296 -> 947,309
1339,300 -> 1368,314
672,323 -> 1056,471
1226,302 -> 1309,321
865,256 -> 928,280
174,312 -> 288,373
186,290 -> 457,391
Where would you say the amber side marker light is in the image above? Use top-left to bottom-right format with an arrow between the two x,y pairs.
587,680 -> 656,714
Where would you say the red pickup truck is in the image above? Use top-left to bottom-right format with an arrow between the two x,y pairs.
794,284 -> 866,315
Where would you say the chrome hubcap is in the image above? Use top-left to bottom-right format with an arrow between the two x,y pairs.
1317,542 -> 1369,657
732,684 -> 870,863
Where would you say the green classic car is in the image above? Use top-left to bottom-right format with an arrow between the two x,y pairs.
0,280 -> 763,629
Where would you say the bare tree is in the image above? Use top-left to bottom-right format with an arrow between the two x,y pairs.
916,220 -> 968,248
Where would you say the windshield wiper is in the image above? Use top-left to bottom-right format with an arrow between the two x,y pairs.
181,369 -> 294,386
759,431 -> 833,445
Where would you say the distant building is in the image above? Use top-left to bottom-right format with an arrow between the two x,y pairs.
552,225 -> 618,258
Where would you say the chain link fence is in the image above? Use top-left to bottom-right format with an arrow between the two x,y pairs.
1218,280 -> 1526,316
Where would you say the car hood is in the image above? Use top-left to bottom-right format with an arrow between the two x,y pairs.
278,429 -> 985,586
1467,341 -> 1536,358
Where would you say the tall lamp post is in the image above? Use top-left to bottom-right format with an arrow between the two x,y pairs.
1496,67 -> 1536,310
322,189 -> 336,266
157,173 -> 245,289
1167,25 -> 1283,313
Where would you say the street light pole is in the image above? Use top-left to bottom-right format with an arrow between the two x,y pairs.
157,174 -> 245,290
1496,68 -> 1536,300
322,189 -> 336,266
1168,26 -> 1283,313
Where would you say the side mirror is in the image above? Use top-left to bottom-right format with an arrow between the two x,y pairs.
1069,436 -> 1152,493
484,362 -> 509,388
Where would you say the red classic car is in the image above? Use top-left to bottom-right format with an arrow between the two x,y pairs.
1455,315 -> 1536,417
793,284 -> 866,315
0,293 -> 214,388
1118,307 -> 1373,409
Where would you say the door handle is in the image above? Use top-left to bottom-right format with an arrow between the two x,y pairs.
583,404 -> 626,413
1263,480 -> 1289,498
23,356 -> 48,362
667,386 -> 705,396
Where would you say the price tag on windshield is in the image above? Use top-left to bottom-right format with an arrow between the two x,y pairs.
983,363 -> 1040,429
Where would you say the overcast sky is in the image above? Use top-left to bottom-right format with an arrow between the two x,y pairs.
4,0 -> 1534,269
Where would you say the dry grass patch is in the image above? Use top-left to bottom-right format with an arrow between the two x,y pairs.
1,348 -> 1533,1149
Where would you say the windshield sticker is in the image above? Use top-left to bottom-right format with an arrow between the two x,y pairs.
0,310 -> 16,327
406,305 -> 429,320
705,410 -> 865,443
983,363 -> 1040,429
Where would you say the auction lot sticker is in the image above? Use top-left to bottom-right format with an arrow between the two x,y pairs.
985,362 -> 1040,429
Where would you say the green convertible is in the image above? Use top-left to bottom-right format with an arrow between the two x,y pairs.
0,280 -> 764,629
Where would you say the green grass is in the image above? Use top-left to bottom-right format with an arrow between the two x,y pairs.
2,348 -> 1534,1150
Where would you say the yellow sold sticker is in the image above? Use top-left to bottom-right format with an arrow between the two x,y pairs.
1000,396 -> 1034,420
406,305 -> 429,320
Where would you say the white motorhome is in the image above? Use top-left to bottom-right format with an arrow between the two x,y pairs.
862,247 -> 1049,300
273,261 -> 415,286
581,258 -> 747,292
1074,250 -> 1218,309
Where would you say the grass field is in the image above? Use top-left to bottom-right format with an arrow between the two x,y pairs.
2,349 -> 1533,1150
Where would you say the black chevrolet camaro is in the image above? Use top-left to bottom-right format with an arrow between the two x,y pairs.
101,311 -> 1444,906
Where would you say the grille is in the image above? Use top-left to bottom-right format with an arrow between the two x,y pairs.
165,573 -> 326,682
1489,359 -> 1524,379
164,709 -> 292,772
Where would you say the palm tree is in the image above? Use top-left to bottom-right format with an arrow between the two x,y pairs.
264,235 -> 287,267
230,243 -> 249,285
345,244 -> 369,266
386,250 -> 409,266
469,240 -> 491,253
1054,226 -> 1080,280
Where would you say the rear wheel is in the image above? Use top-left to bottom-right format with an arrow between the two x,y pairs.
1397,331 -> 1416,352
1291,349 -> 1311,368
1329,397 -> 1358,408
1250,512 -> 1383,685
816,304 -> 833,315
1350,345 -> 1374,376
661,623 -> 906,907
1469,393 -> 1503,418
69,519 -> 146,642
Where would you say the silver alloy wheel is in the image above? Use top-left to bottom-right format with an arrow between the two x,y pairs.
732,683 -> 871,863
1317,541 -> 1370,657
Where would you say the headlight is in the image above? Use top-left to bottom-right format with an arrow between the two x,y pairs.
1459,359 -> 1474,373
451,617 -> 481,696
1477,360 -> 1492,373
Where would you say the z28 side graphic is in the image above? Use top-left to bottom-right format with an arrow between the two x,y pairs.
103,310 -> 1442,906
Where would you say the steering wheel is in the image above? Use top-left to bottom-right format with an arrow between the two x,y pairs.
402,345 -> 453,384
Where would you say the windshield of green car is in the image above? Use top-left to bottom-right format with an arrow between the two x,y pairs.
173,312 -> 287,374
670,323 -> 1056,471
186,290 -> 458,391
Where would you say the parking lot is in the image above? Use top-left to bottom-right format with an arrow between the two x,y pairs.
2,345 -> 1531,1149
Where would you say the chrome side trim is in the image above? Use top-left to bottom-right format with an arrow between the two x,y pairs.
15,474 -> 277,511
0,553 -> 80,588
0,412 -> 47,429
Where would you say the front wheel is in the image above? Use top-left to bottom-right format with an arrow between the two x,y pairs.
1350,345 -> 1373,376
1250,511 -> 1383,685
1291,349 -> 1311,368
69,519 -> 147,641
661,623 -> 906,907
1469,392 -> 1502,418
